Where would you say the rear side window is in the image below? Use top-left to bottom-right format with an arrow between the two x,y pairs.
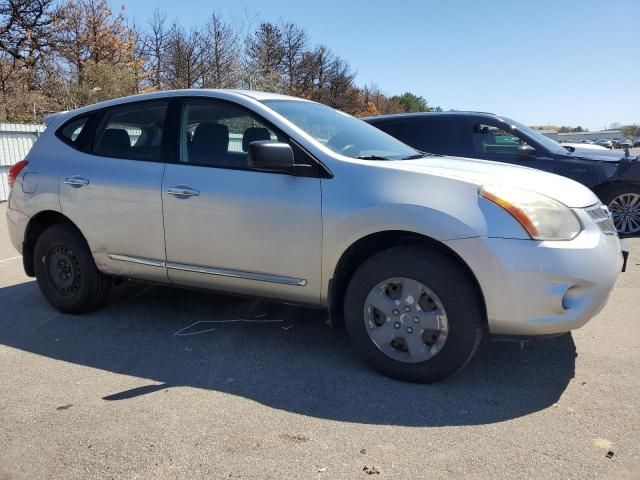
376,118 -> 467,155
58,116 -> 89,145
92,101 -> 168,161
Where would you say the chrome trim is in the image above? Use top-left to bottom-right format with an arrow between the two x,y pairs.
108,254 -> 166,268
585,203 -> 617,236
165,186 -> 199,197
166,262 -> 307,286
64,176 -> 90,186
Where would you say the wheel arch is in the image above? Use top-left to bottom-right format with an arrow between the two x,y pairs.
328,230 -> 487,328
23,210 -> 85,277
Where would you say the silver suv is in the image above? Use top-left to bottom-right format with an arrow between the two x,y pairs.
6,90 -> 625,382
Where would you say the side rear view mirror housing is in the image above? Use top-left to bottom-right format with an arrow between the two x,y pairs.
247,141 -> 294,174
517,145 -> 536,159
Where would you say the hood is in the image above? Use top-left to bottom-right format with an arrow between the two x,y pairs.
564,146 -> 638,163
387,155 -> 599,208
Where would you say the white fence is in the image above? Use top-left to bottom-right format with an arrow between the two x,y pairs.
0,123 -> 45,202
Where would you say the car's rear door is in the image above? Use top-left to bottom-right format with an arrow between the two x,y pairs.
161,97 -> 322,304
58,100 -> 169,283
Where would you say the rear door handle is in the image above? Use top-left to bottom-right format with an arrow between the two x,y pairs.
64,176 -> 90,187
165,186 -> 200,197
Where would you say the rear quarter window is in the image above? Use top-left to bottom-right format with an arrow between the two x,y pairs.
57,116 -> 90,146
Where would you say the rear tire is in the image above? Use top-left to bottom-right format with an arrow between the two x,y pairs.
33,224 -> 111,313
343,246 -> 483,383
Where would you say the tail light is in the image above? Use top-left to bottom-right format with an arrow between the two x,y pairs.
8,160 -> 29,189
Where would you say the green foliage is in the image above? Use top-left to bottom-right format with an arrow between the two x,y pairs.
392,92 -> 431,113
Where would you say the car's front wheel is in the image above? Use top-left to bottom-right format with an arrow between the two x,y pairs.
600,184 -> 640,236
33,224 -> 112,313
343,246 -> 483,383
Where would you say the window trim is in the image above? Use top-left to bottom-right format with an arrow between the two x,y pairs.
172,96 -> 332,179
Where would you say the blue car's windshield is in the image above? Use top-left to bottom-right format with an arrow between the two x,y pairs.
262,99 -> 421,160
503,117 -> 568,155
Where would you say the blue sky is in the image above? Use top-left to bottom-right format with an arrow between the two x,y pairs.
115,0 -> 639,130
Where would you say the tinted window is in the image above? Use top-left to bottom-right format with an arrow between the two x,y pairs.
471,123 -> 532,157
59,116 -> 89,145
93,101 -> 168,161
180,100 -> 281,168
375,117 -> 466,156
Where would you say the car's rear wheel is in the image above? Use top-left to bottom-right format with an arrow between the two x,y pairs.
343,246 -> 483,383
600,184 -> 640,236
33,224 -> 111,313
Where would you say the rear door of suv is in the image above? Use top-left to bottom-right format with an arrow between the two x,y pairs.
57,99 -> 170,283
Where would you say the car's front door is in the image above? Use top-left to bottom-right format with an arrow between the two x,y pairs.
58,100 -> 169,283
466,120 -> 556,173
161,98 -> 322,304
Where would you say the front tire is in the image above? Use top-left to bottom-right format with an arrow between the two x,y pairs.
599,184 -> 640,236
343,246 -> 483,383
33,224 -> 111,313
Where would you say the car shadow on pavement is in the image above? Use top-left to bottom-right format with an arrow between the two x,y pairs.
0,280 -> 576,427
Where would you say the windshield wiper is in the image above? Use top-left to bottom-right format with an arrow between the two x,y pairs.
356,155 -> 391,160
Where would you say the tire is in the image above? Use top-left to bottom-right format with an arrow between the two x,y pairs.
343,246 -> 483,383
599,184 -> 640,236
33,223 -> 111,313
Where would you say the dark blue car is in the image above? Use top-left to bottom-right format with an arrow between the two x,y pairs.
366,112 -> 640,235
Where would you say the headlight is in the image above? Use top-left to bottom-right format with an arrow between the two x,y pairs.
479,184 -> 582,241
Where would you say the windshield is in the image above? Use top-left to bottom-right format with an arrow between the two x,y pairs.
503,117 -> 568,155
262,100 -> 421,160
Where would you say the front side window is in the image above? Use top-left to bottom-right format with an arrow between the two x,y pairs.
263,100 -> 421,160
472,123 -> 532,156
180,100 -> 281,168
92,101 -> 168,161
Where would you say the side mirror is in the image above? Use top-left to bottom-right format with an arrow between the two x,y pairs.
517,145 -> 536,159
247,141 -> 294,173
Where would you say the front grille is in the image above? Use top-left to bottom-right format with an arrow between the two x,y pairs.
585,204 -> 617,235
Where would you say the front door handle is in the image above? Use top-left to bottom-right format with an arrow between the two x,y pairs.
165,186 -> 200,197
64,176 -> 90,187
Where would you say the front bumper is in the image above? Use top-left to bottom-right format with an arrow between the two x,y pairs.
445,210 -> 624,336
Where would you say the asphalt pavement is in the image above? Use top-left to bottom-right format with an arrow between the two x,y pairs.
1,203 -> 639,479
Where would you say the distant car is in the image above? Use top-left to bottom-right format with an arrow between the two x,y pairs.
366,112 -> 640,235
598,139 -> 614,149
560,142 -> 608,151
617,140 -> 633,149
634,140 -> 640,148
4,90 -> 627,383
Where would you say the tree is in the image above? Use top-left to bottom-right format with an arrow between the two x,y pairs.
0,0 -> 57,89
202,13 -> 240,89
140,9 -> 168,90
162,23 -> 205,89
392,92 -> 430,112
280,21 -> 307,94
56,0 -> 140,100
245,22 -> 284,91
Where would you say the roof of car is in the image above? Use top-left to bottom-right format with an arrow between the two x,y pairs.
364,111 -> 501,122
49,89 -> 313,125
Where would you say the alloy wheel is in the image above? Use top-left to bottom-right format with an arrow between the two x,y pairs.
609,193 -> 640,235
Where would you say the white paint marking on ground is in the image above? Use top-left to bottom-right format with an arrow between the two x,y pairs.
0,255 -> 21,264
174,319 -> 285,336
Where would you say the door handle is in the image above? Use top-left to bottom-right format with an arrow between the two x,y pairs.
165,186 -> 200,197
64,176 -> 90,187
